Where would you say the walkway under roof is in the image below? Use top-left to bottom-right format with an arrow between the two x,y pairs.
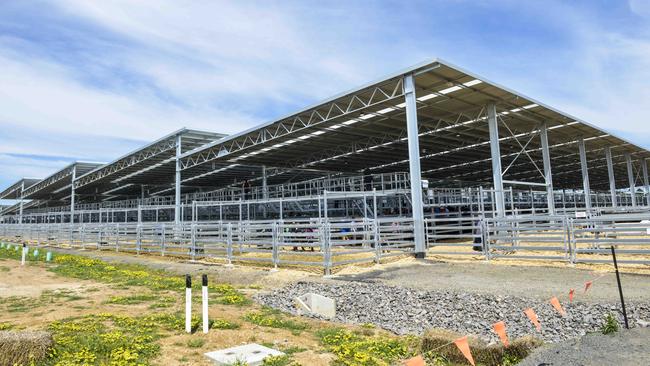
73,129 -> 225,201
179,59 -> 650,192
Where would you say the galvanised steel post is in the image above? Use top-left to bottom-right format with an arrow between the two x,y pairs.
605,147 -> 617,208
70,165 -> 76,223
578,139 -> 592,211
641,159 -> 650,206
19,181 -> 24,224
540,123 -> 555,214
403,73 -> 426,257
487,102 -> 506,217
626,153 -> 637,207
174,134 -> 182,225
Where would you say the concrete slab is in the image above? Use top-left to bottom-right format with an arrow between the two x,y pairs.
204,343 -> 284,366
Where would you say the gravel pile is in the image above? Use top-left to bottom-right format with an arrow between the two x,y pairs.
255,281 -> 650,343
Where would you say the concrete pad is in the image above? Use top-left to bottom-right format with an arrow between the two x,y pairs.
294,292 -> 336,318
204,343 -> 284,366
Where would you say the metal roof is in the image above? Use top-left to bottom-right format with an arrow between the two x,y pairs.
22,161 -> 103,200
0,178 -> 41,200
179,58 -> 650,191
73,128 -> 226,200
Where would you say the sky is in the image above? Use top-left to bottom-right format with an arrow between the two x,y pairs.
1,0 -> 650,194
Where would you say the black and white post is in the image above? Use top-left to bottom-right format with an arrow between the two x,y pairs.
185,274 -> 192,333
21,243 -> 27,266
202,274 -> 209,334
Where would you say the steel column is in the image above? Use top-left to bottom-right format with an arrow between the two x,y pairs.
641,159 -> 650,206
578,139 -> 592,210
19,181 -> 24,224
404,74 -> 426,257
487,102 -> 506,217
539,122 -> 555,214
626,153 -> 637,207
70,166 -> 76,223
174,135 -> 182,225
605,147 -> 617,208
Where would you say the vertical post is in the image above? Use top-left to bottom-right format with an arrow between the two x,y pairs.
539,123 -> 555,214
578,139 -> 592,211
19,181 -> 25,224
643,159 -> 650,207
175,134 -> 182,226
487,102 -> 506,217
262,165 -> 268,218
404,74 -> 426,257
185,274 -> 192,333
625,153 -> 637,207
202,274 -> 209,333
605,147 -> 617,208
610,246 -> 629,329
70,166 -> 76,223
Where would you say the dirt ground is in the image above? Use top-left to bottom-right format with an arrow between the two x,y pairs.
0,258 -> 336,366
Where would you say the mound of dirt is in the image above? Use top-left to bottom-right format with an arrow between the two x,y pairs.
520,327 -> 650,366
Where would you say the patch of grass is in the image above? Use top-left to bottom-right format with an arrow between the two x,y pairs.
262,354 -> 295,366
243,309 -> 308,334
212,319 -> 240,330
601,313 -> 619,335
0,265 -> 10,272
0,296 -> 36,313
41,289 -> 85,303
106,293 -> 158,305
0,322 -> 13,330
48,253 -> 249,305
316,327 -> 415,366
186,338 -> 205,348
45,313 -> 161,365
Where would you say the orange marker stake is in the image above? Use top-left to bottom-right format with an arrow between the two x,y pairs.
403,355 -> 425,366
569,289 -> 575,302
524,308 -> 541,331
453,336 -> 475,366
492,321 -> 509,347
550,297 -> 567,316
584,281 -> 593,293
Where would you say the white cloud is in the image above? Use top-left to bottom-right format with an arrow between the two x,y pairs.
630,0 -> 650,18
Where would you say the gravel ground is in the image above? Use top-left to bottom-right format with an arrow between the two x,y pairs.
255,281 -> 650,343
520,327 -> 650,366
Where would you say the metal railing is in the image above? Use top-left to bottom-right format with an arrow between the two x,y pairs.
4,212 -> 650,268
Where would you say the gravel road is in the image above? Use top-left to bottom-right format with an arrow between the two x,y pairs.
520,327 -> 650,366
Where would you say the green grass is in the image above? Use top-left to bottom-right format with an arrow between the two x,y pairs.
106,294 -> 158,305
0,246 -> 248,305
186,338 -> 205,348
243,308 -> 308,334
601,313 -> 619,335
316,327 -> 415,366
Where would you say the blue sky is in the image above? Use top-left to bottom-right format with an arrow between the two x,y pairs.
1,0 -> 650,193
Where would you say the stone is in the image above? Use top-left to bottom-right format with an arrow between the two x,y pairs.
204,343 -> 284,366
